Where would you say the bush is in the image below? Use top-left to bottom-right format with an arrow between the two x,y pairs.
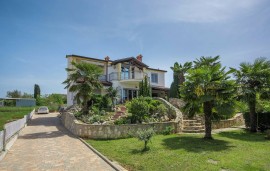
243,112 -> 270,128
114,117 -> 129,125
265,130 -> 270,140
128,98 -> 149,123
162,126 -> 175,135
135,128 -> 155,150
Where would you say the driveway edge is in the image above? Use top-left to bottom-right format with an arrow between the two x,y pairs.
78,138 -> 127,171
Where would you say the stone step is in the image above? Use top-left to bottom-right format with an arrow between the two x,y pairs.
184,122 -> 202,126
182,129 -> 205,133
183,126 -> 205,130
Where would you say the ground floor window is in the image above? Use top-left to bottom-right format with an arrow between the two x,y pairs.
123,89 -> 138,102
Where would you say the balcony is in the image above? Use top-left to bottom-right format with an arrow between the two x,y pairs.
109,71 -> 146,82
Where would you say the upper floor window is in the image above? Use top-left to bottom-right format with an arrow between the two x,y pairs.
151,73 -> 158,83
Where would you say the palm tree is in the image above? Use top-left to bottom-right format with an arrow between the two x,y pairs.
169,62 -> 192,98
232,57 -> 270,132
180,56 -> 236,139
107,86 -> 118,109
63,61 -> 103,115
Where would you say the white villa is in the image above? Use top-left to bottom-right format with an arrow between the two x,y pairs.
66,54 -> 169,106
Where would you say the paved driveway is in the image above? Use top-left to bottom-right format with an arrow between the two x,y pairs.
0,113 -> 115,171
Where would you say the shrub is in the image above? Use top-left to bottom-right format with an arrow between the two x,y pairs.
91,106 -> 100,115
100,95 -> 111,110
265,130 -> 270,140
128,98 -> 149,123
162,126 -> 175,135
135,128 -> 155,150
114,117 -> 129,125
89,114 -> 103,123
243,112 -> 270,128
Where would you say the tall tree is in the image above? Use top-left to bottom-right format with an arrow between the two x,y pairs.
180,56 -> 236,139
106,86 -> 118,108
139,76 -> 151,97
232,57 -> 270,132
34,84 -> 41,99
63,61 -> 103,115
169,62 -> 192,98
6,90 -> 22,98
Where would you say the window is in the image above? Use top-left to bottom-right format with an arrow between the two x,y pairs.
151,73 -> 158,83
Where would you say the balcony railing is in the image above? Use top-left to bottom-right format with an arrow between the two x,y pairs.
109,72 -> 146,81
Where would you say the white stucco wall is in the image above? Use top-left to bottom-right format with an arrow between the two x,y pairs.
145,69 -> 166,87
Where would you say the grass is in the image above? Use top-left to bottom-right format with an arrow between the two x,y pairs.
0,107 -> 34,130
86,130 -> 270,171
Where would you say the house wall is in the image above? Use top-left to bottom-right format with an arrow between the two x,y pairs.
145,69 -> 165,87
66,55 -> 167,106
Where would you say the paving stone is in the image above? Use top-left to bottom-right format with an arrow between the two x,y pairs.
0,113 -> 115,171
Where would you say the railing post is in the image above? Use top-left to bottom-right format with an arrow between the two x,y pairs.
3,129 -> 6,151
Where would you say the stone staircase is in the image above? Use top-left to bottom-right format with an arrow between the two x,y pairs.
182,117 -> 205,133
111,106 -> 127,120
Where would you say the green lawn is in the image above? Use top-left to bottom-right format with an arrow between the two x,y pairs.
0,107 -> 34,130
86,130 -> 270,171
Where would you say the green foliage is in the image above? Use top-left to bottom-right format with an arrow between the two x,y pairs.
63,61 -> 103,115
135,128 -> 155,150
106,86 -> 118,108
169,61 -> 192,98
162,126 -> 175,135
128,97 -> 149,123
243,112 -> 270,128
6,90 -> 33,99
4,100 -> 16,106
87,130 -> 270,171
127,97 -> 171,123
139,76 -> 151,97
6,89 -> 22,98
257,98 -> 270,113
233,57 -> 270,132
114,117 -> 129,125
265,130 -> 270,140
169,77 -> 180,98
0,107 -> 34,130
180,56 -> 236,139
34,84 -> 41,99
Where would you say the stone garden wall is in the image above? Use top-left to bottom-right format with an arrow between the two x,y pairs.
153,97 -> 183,132
212,113 -> 245,129
61,112 -> 180,139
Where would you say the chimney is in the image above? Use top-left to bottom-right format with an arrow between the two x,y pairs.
136,54 -> 143,62
104,56 -> 110,61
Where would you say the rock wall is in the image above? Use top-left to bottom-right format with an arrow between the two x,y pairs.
212,113 -> 245,129
61,112 -> 179,139
153,97 -> 183,132
169,98 -> 186,109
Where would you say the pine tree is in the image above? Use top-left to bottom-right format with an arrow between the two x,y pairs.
34,84 -> 41,99
139,76 -> 151,97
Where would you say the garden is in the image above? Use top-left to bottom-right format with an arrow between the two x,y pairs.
86,130 -> 270,171
62,56 -> 270,170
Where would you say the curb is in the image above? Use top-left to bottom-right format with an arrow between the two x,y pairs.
79,138 -> 127,171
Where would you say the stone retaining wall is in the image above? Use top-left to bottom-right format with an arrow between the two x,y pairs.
153,97 -> 183,132
212,113 -> 245,129
61,112 -> 179,139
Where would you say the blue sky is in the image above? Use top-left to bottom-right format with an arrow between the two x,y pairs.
0,0 -> 270,97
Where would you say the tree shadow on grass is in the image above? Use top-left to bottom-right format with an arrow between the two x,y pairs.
217,130 -> 266,142
130,147 -> 150,155
162,135 -> 235,153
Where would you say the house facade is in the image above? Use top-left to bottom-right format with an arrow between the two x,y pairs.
66,54 -> 169,106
